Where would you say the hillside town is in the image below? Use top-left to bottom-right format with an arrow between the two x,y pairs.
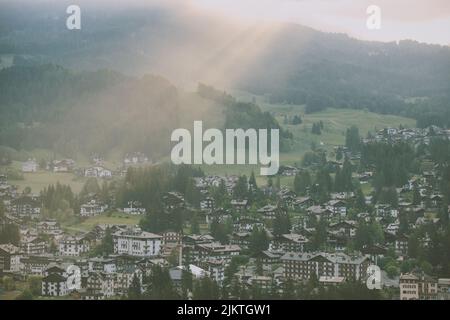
0,125 -> 450,300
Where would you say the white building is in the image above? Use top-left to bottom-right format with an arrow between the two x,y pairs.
58,235 -> 91,256
122,201 -> 146,215
84,272 -> 115,300
84,166 -> 112,178
20,236 -> 47,255
0,244 -> 22,273
22,159 -> 38,173
42,273 -> 68,296
113,228 -> 162,257
80,200 -> 108,217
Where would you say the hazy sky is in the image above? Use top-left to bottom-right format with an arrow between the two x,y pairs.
5,0 -> 450,45
190,0 -> 450,45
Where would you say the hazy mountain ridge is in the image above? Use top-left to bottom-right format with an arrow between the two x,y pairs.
0,64 -> 291,160
1,2 -> 449,128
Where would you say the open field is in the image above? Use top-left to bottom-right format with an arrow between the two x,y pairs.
197,93 -> 416,177
62,212 -> 141,234
9,171 -> 87,194
266,106 -> 416,165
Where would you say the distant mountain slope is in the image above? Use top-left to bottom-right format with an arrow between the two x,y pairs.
0,65 -> 289,160
1,2 -> 449,127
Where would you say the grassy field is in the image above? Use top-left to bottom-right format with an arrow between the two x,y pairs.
267,106 -> 415,165
9,171 -> 88,194
196,93 -> 416,178
62,212 -> 141,233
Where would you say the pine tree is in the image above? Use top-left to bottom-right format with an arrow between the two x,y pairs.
249,171 -> 257,190
128,274 -> 142,300
190,213 -> 200,234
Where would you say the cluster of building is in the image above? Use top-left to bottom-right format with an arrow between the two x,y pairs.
20,152 -> 153,179
2,126 -> 450,300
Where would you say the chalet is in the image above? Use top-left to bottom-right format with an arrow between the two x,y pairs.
0,185 -> 16,201
20,236 -> 47,255
230,232 -> 251,247
194,242 -> 241,263
361,244 -> 388,263
162,231 -> 181,244
270,233 -> 309,252
10,196 -> 41,220
307,205 -> 333,220
22,159 -> 38,173
256,250 -> 283,265
201,258 -> 225,283
21,255 -> 59,276
438,278 -> 450,300
0,244 -> 21,273
395,234 -> 409,255
200,196 -> 215,211
89,224 -> 126,241
183,234 -> 215,246
293,197 -> 314,211
122,201 -> 146,215
114,268 -> 143,296
44,264 -> 69,277
415,217 -> 440,226
194,176 -> 223,189
386,222 -> 400,234
58,235 -> 91,256
257,204 -> 278,220
88,257 -> 117,273
37,220 -> 62,236
80,199 -> 108,217
400,273 -> 438,300
281,252 -> 370,282
330,192 -> 354,201
233,217 -> 264,233
430,194 -> 444,207
329,221 -> 357,238
91,155 -> 104,166
278,189 -> 297,208
205,208 -> 232,224
112,227 -> 162,257
326,232 -> 348,251
230,199 -> 248,212
163,192 -> 185,210
278,165 -> 299,176
168,267 -> 183,290
326,200 -> 347,217
357,172 -> 373,183
42,273 -> 68,296
83,271 -> 115,300
250,276 -> 272,290
51,159 -> 75,173
168,265 -> 208,291
84,166 -> 112,178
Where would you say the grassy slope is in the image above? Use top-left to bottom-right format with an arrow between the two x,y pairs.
200,91 -> 416,180
62,212 -> 141,234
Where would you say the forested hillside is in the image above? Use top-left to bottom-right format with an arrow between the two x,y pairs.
0,65 -> 289,160
1,3 -> 449,128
